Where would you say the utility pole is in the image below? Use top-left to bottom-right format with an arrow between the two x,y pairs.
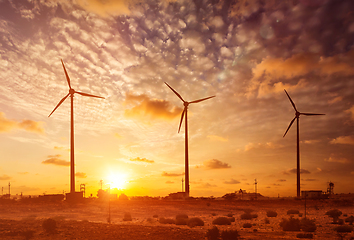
255,179 -> 258,200
182,178 -> 184,192
8,182 -> 10,197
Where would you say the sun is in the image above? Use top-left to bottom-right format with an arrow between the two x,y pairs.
107,173 -> 127,190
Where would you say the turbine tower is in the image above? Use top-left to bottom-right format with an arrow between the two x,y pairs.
49,59 -> 104,194
283,89 -> 324,198
165,82 -> 215,197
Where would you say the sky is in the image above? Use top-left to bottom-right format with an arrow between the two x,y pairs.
0,0 -> 354,198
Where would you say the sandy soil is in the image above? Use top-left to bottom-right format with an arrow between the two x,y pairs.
1,198 -> 354,239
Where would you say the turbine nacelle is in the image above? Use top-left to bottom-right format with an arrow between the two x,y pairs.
69,88 -> 75,94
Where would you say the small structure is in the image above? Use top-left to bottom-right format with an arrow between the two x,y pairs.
301,190 -> 327,199
167,192 -> 188,200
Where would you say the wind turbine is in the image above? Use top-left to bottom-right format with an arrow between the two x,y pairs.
283,89 -> 324,198
49,59 -> 104,195
165,82 -> 215,197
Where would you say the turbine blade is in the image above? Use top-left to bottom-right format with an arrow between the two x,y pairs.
48,93 -> 70,117
164,82 -> 185,102
76,91 -> 105,99
61,59 -> 72,89
301,113 -> 325,116
283,117 -> 296,137
284,89 -> 297,111
178,107 -> 186,133
190,95 -> 216,104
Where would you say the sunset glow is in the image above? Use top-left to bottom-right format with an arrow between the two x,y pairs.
0,0 -> 353,199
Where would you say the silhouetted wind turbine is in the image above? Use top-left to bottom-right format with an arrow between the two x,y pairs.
283,89 -> 324,198
49,59 -> 104,194
165,82 -> 215,197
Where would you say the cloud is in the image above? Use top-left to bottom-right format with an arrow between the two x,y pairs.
244,142 -> 282,151
0,174 -> 11,180
130,157 -> 154,163
124,93 -> 183,121
54,146 -> 69,151
282,168 -> 311,175
325,157 -> 350,164
346,106 -> 354,120
207,135 -> 228,142
277,179 -> 286,182
223,179 -> 241,184
75,0 -> 130,17
114,133 -> 123,139
42,155 -> 70,166
302,179 -> 318,181
162,171 -> 184,177
330,136 -> 354,145
196,159 -> 231,170
0,112 -> 45,134
165,181 -> 174,184
75,172 -> 87,178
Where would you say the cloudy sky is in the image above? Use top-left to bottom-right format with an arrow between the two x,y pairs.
0,0 -> 353,198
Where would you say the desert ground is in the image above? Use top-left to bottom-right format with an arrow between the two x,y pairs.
1,197 -> 354,239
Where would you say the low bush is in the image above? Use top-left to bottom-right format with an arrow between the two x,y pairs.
176,214 -> 188,220
335,225 -> 353,233
287,210 -> 300,215
226,213 -> 233,217
159,218 -> 175,224
251,213 -> 258,219
153,214 -> 158,218
345,216 -> 354,225
42,218 -> 56,234
146,218 -> 154,223
240,213 -> 253,220
300,218 -> 317,232
280,217 -> 301,231
212,217 -> 231,225
206,226 -> 219,240
264,218 -> 270,224
228,217 -> 235,222
123,213 -> 132,221
220,229 -> 240,240
243,223 -> 252,228
296,233 -> 313,239
211,213 -> 217,216
187,217 -> 204,227
325,209 -> 342,224
267,210 -> 278,217
175,218 -> 188,225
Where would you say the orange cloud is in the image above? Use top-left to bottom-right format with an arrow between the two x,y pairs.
207,135 -> 228,142
330,136 -> 354,145
0,112 -> 44,134
325,157 -> 350,164
282,168 -> 310,175
162,171 -> 184,177
223,179 -> 240,184
124,93 -> 183,120
75,0 -> 130,17
248,50 -> 354,98
197,159 -> 231,169
75,172 -> 87,178
345,105 -> 354,121
42,155 -> 70,166
0,174 -> 11,180
130,157 -> 154,163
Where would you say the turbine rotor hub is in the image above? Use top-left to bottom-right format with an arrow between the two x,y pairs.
69,89 -> 75,94
295,111 -> 300,118
184,102 -> 189,107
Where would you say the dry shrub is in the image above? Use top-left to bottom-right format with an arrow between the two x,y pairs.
240,213 -> 253,220
226,213 -> 233,217
266,210 -> 277,217
175,218 -> 188,225
206,226 -> 219,240
296,233 -> 313,239
42,218 -> 56,234
228,217 -> 235,222
159,217 -> 175,224
280,217 -> 301,231
243,223 -> 252,228
264,218 -> 270,224
300,218 -> 317,232
287,210 -> 300,215
335,225 -> 353,233
187,217 -> 204,227
345,216 -> 354,225
325,209 -> 342,224
212,217 -> 231,225
220,229 -> 240,240
123,213 -> 132,221
176,214 -> 188,220
153,214 -> 158,218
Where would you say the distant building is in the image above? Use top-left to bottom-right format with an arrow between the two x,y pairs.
301,190 -> 327,199
166,192 -> 188,199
